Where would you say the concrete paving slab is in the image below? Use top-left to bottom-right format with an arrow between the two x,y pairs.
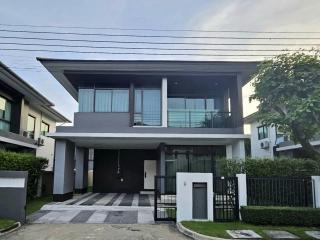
132,193 -> 139,206
53,210 -> 81,223
95,193 -> 116,205
112,193 -> 126,206
138,210 -> 154,224
74,193 -> 99,205
70,210 -> 95,223
227,230 -> 262,239
305,231 -> 320,239
86,211 -> 108,224
263,230 -> 299,239
27,210 -> 50,222
104,211 -> 138,224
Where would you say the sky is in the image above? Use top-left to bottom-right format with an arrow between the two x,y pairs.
0,0 -> 319,123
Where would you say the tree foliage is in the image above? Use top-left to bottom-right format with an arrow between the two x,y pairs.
0,151 -> 48,199
250,51 -> 320,159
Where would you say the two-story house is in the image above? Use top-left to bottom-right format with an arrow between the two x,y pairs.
39,59 -> 257,201
244,112 -> 320,159
0,61 -> 70,171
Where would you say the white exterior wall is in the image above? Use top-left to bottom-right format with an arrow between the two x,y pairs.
22,103 -> 57,171
250,121 -> 277,159
226,140 -> 246,160
176,172 -> 213,222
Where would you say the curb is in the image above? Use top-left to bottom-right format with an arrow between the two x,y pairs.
176,222 -> 230,240
0,222 -> 21,237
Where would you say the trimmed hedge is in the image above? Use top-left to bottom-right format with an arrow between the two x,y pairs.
217,157 -> 320,177
0,151 -> 48,199
241,206 -> 320,227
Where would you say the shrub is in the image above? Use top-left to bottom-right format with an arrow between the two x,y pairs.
217,157 -> 320,177
241,206 -> 320,227
0,151 -> 48,199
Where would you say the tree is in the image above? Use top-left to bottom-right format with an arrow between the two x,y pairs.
250,51 -> 320,160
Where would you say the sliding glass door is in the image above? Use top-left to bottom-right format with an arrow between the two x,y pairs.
134,89 -> 161,126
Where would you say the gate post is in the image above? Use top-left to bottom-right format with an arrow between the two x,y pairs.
236,174 -> 247,219
312,176 -> 320,208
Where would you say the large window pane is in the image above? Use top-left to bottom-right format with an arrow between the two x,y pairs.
0,121 -> 10,131
112,90 -> 129,112
95,90 -> 112,112
142,90 -> 161,126
186,98 -> 205,110
168,98 -> 185,110
134,89 -> 161,126
79,89 -> 94,112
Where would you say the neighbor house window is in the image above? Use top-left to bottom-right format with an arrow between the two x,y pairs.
0,96 -> 11,131
41,121 -> 50,136
258,125 -> 268,140
134,89 -> 161,126
27,115 -> 36,139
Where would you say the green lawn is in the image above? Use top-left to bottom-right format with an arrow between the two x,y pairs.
181,221 -> 319,239
26,196 -> 52,215
0,219 -> 15,230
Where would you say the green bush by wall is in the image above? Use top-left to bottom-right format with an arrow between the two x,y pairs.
241,206 -> 320,227
0,151 -> 48,199
217,157 -> 320,177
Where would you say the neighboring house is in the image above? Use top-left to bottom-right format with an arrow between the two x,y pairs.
0,61 -> 70,171
244,112 -> 320,159
39,59 -> 257,201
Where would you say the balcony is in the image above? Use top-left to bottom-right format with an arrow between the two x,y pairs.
168,110 -> 232,128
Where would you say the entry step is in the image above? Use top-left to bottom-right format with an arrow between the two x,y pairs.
140,190 -> 154,195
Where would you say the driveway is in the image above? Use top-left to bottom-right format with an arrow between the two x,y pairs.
27,193 -> 155,224
3,223 -> 189,240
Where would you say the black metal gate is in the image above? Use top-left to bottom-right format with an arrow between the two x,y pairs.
213,176 -> 239,221
154,176 -> 176,221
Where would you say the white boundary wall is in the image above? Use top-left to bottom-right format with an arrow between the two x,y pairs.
176,172 -> 213,222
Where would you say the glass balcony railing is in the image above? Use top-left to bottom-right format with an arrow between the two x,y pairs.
168,110 -> 232,128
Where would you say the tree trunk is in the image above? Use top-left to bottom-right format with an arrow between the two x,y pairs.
291,125 -> 320,160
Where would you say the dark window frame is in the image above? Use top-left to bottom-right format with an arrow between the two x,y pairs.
0,95 -> 12,131
41,121 -> 50,136
27,114 -> 36,139
257,125 -> 268,140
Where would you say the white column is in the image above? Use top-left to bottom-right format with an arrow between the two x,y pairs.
75,147 -> 88,193
232,140 -> 246,160
226,145 -> 233,159
161,77 -> 168,127
312,176 -> 320,208
236,173 -> 247,220
53,140 -> 75,201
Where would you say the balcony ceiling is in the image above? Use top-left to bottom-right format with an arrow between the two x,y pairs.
38,58 -> 258,100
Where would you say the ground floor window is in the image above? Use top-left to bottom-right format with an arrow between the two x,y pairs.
164,145 -> 225,177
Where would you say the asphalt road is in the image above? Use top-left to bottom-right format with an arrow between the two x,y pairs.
3,223 -> 189,240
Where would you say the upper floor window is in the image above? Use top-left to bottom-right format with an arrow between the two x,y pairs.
258,125 -> 268,140
41,121 -> 50,136
0,96 -> 11,131
27,115 -> 36,139
168,97 -> 222,111
134,89 -> 161,126
78,88 -> 129,113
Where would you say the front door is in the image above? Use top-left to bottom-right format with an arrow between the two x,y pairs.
144,160 -> 156,190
